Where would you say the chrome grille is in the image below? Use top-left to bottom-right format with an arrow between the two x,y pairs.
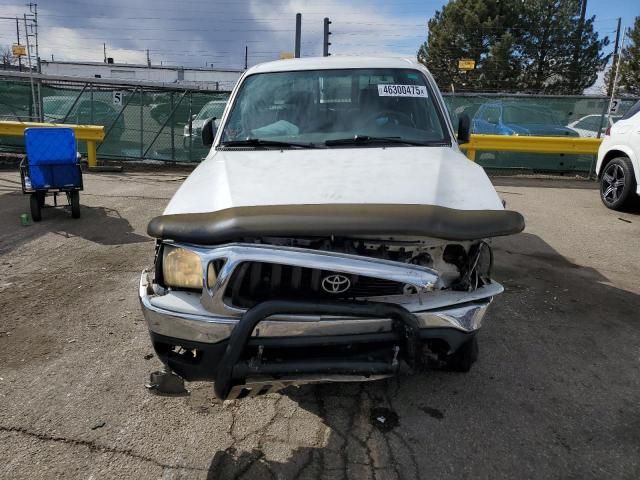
225,261 -> 406,308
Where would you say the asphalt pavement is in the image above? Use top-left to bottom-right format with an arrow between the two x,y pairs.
0,171 -> 638,479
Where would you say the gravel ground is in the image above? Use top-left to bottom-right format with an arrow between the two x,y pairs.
0,171 -> 639,480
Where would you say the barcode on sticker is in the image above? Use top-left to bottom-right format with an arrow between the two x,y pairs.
378,84 -> 428,98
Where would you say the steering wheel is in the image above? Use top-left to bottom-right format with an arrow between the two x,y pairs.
362,110 -> 415,128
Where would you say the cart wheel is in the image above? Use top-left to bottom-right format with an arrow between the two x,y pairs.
70,191 -> 80,219
30,193 -> 42,222
36,191 -> 46,208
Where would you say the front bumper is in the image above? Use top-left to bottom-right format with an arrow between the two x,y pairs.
140,270 -> 500,344
139,269 -> 501,398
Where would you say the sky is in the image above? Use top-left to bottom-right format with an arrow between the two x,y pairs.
0,0 -> 638,73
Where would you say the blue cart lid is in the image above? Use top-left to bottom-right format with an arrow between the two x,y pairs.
25,127 -> 78,166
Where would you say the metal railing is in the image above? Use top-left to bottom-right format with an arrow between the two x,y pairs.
462,134 -> 602,160
1,72 -> 637,171
0,71 -> 232,164
0,120 -> 105,166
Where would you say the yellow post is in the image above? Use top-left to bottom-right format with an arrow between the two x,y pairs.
87,140 -> 97,168
466,148 -> 476,161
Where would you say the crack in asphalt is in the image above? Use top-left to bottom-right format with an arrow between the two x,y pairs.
0,425 -> 209,473
385,379 -> 419,480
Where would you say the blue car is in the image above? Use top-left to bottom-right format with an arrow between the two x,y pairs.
472,102 -> 579,137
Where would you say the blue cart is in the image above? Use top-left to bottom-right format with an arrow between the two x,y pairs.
19,128 -> 83,221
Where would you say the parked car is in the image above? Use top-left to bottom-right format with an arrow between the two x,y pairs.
43,96 -> 125,140
567,114 -> 621,138
183,99 -> 227,149
472,102 -> 579,136
139,57 -> 525,400
149,100 -> 192,127
595,100 -> 640,210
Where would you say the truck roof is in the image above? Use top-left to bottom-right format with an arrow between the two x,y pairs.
247,56 -> 425,74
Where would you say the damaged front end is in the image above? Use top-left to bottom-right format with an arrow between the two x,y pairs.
139,204 -> 522,400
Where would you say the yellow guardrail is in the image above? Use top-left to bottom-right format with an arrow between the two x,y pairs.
461,134 -> 602,161
0,121 -> 105,168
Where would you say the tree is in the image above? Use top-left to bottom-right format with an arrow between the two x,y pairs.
616,17 -> 640,96
1,45 -> 17,67
417,0 -> 609,94
518,0 -> 608,94
478,32 -> 521,90
417,0 -> 522,92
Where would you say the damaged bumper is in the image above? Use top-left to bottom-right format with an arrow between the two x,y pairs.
139,263 -> 502,398
140,269 -> 499,342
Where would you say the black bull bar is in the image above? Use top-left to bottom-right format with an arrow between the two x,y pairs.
214,300 -> 424,400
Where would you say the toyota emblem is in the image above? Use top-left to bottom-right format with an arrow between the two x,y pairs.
321,274 -> 351,294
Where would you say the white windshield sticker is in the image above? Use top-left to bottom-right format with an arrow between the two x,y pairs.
378,84 -> 428,98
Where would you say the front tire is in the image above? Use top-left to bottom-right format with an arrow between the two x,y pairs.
70,191 -> 80,219
30,193 -> 42,222
443,337 -> 479,372
36,191 -> 46,208
600,157 -> 636,210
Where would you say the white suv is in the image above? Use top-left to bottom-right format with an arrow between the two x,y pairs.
596,100 -> 640,210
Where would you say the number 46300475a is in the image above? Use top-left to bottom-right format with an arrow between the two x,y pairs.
377,84 -> 428,98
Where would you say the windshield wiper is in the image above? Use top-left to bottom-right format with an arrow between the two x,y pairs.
219,138 -> 322,149
325,135 -> 444,147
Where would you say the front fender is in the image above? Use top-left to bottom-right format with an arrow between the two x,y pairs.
596,143 -> 639,193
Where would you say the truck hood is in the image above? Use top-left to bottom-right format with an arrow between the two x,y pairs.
164,146 -> 505,215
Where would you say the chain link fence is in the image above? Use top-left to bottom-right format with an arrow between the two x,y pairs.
1,74 -> 638,171
0,74 -> 230,162
443,93 -> 639,173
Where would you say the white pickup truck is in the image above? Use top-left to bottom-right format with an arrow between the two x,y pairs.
139,56 -> 525,400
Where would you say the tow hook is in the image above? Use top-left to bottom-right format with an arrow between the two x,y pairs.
146,369 -> 188,396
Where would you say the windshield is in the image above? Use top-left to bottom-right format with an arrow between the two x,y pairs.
196,101 -> 226,121
503,106 -> 561,125
220,68 -> 449,147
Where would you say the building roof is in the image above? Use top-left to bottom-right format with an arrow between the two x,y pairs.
40,60 -> 243,73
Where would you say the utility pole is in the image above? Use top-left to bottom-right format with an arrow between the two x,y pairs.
244,45 -> 248,70
323,17 -> 332,57
608,26 -> 626,112
27,3 -> 43,121
607,17 -> 622,96
146,48 -> 151,67
579,0 -> 587,23
23,14 -> 37,120
103,43 -> 107,63
294,13 -> 301,58
26,3 -> 39,72
16,18 -> 22,71
569,0 -> 587,90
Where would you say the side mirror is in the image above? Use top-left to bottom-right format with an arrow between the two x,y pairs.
457,113 -> 471,144
202,118 -> 217,146
191,114 -> 197,120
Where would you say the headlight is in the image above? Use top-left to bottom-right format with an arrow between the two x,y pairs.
162,246 -> 203,289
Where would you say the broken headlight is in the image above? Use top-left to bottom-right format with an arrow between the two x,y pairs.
451,241 -> 493,291
473,241 -> 493,284
162,246 -> 203,289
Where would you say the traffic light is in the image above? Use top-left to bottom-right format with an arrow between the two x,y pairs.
323,18 -> 331,57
